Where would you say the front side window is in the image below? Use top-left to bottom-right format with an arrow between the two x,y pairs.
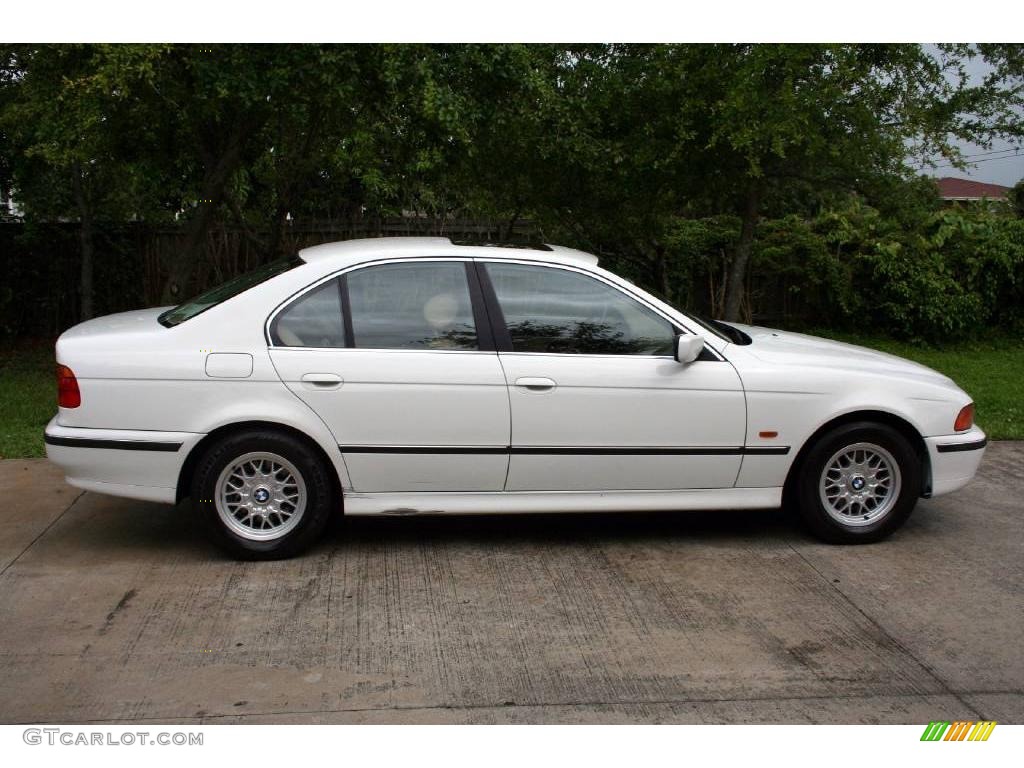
484,262 -> 675,355
347,261 -> 478,350
271,278 -> 346,348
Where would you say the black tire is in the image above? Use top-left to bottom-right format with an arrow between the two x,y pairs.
191,430 -> 335,560
794,421 -> 922,544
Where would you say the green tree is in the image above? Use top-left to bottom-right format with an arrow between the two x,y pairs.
684,44 -> 1022,320
1,44 -> 170,318
3,43 -> 1023,328
1010,178 -> 1024,218
143,44 -> 347,301
531,44 -> 1024,321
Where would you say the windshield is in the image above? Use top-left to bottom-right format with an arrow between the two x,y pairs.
159,256 -> 303,327
687,312 -> 752,345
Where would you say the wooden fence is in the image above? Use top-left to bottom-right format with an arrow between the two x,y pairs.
0,217 -> 541,337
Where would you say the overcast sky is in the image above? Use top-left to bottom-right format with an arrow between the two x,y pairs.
918,49 -> 1024,188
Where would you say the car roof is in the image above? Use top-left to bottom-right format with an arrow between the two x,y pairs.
297,237 -> 599,268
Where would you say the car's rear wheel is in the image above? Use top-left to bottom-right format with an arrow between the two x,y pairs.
795,421 -> 922,543
191,430 -> 334,559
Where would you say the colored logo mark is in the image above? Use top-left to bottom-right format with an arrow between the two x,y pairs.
920,720 -> 997,741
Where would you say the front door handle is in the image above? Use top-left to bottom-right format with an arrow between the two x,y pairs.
301,373 -> 343,390
514,376 -> 557,392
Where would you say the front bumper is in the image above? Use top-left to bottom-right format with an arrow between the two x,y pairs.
924,425 -> 987,497
44,416 -> 203,504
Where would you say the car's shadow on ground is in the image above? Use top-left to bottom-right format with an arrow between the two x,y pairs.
61,496 -> 804,562
325,506 -> 799,549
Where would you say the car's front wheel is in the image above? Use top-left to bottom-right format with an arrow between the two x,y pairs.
191,430 -> 335,559
795,421 -> 922,544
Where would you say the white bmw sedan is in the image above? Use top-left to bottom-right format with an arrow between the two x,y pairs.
45,237 -> 987,558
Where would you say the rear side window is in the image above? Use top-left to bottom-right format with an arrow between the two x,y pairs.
484,262 -> 675,355
346,261 -> 478,350
271,278 -> 346,348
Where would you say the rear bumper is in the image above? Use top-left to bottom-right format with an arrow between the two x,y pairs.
44,416 -> 203,504
925,426 -> 987,497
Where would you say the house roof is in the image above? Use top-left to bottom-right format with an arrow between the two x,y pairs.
936,177 -> 1010,201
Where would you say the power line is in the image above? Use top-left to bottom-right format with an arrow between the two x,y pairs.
930,153 -> 1023,169
958,148 -> 1023,160
918,147 -> 1022,169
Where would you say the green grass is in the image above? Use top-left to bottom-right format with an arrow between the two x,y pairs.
0,341 -> 56,459
811,332 -> 1024,440
0,334 -> 1021,459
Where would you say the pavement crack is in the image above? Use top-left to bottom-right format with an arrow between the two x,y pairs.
0,489 -> 85,577
22,688 -> 1020,725
786,542 -> 984,719
99,588 -> 138,635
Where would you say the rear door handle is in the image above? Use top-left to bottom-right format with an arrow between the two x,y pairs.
300,373 -> 343,390
514,376 -> 557,392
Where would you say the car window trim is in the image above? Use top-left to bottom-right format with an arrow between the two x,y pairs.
475,258 -> 723,361
472,261 -> 513,352
264,255 -> 722,361
463,261 -> 497,352
267,275 -> 347,349
338,274 -> 356,348
266,257 -> 493,353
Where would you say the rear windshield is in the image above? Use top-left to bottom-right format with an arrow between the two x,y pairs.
159,256 -> 303,327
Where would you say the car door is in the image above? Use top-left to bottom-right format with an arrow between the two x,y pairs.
478,260 -> 746,492
268,258 -> 510,493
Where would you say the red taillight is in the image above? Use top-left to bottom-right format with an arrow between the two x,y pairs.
57,365 -> 81,408
954,403 -> 974,432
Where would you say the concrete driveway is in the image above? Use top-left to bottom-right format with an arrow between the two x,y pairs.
0,443 -> 1021,725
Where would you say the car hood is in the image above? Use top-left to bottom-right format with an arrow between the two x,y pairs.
59,307 -> 174,341
727,324 -> 954,386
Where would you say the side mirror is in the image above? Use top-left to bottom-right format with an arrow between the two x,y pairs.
674,333 -> 705,364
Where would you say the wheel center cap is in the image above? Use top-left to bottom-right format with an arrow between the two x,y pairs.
850,476 -> 865,491
253,487 -> 270,503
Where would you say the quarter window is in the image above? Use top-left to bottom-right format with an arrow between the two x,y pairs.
484,262 -> 675,355
347,261 -> 478,350
271,278 -> 346,348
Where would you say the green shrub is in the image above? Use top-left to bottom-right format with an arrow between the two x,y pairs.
662,202 -> 1024,343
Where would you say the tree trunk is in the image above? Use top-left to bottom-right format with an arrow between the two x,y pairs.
650,243 -> 671,304
71,162 -> 95,321
723,184 -> 761,322
160,127 -> 248,304
263,203 -> 289,263
503,207 -> 521,241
